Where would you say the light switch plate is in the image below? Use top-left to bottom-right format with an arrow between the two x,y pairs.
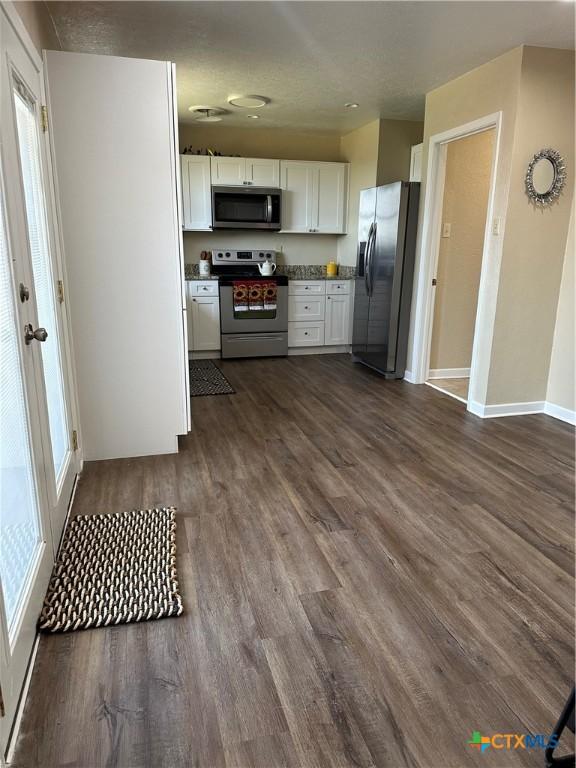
442,222 -> 451,238
492,217 -> 501,236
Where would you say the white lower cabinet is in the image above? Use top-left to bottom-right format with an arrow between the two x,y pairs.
187,282 -> 221,351
288,280 -> 352,349
325,292 -> 351,345
288,322 -> 324,347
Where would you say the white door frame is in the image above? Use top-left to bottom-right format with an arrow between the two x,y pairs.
409,111 -> 503,415
3,1 -> 82,547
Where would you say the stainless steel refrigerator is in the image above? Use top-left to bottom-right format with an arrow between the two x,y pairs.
352,181 -> 420,378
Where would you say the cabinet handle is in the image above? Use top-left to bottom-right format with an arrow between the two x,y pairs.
305,306 -> 309,310
327,296 -> 331,300
192,298 -> 196,302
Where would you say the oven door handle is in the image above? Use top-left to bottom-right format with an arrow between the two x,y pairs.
226,334 -> 285,342
266,194 -> 273,223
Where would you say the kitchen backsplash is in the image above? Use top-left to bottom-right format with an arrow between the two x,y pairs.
183,230 -> 342,267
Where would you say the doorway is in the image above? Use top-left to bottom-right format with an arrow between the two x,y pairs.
0,5 -> 79,756
409,110 -> 502,413
426,128 -> 496,404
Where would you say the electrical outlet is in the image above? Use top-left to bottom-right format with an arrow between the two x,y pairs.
442,222 -> 452,238
492,217 -> 501,236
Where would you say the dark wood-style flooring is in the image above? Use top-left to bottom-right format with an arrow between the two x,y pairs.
12,355 -> 575,768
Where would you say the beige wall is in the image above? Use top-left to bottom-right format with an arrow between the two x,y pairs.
337,119 -> 380,266
546,201 -> 575,413
14,1 -> 60,53
486,47 -> 575,404
408,47 -> 524,399
183,230 -> 338,267
430,129 -> 495,371
179,125 -> 342,161
377,119 -> 423,185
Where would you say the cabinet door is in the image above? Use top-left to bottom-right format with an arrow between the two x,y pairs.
191,296 -> 221,350
280,161 -> 314,232
314,163 -> 348,234
181,156 -> 212,230
211,157 -> 246,186
245,158 -> 280,187
325,292 -> 351,345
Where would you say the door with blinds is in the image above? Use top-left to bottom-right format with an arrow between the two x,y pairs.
0,6 -> 79,755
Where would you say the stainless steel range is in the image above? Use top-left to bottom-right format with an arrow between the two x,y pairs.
212,250 -> 288,358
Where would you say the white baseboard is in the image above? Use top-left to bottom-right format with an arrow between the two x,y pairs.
403,369 -> 416,383
543,401 -> 576,425
288,346 -> 350,356
468,399 -> 575,424
190,350 -> 221,359
428,367 -> 470,379
468,400 -> 545,418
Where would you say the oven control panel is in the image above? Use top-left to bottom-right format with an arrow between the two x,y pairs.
212,249 -> 276,264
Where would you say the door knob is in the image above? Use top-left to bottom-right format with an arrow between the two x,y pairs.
24,324 -> 48,345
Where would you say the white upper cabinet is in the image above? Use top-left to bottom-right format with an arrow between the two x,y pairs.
280,161 -> 348,234
245,158 -> 280,187
210,156 -> 245,185
281,162 -> 315,233
315,163 -> 347,234
211,156 -> 279,187
181,155 -> 212,230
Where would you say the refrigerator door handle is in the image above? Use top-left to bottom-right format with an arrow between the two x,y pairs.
367,222 -> 377,297
365,222 -> 375,296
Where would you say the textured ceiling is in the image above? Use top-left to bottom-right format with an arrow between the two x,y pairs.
46,1 -> 575,133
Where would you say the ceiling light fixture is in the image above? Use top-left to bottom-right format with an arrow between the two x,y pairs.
228,95 -> 269,109
188,106 -> 227,122
344,102 -> 359,109
247,114 -> 260,119
195,109 -> 223,123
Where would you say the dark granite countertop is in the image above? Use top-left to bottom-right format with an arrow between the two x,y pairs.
184,264 -> 355,281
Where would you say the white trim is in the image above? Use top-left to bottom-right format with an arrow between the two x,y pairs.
403,369 -> 416,383
5,634 -> 40,765
190,350 -> 221,360
1,2 -> 43,70
544,401 -> 576,426
288,345 -> 350,356
409,112 -> 503,422
468,400 -> 545,418
428,367 -> 470,379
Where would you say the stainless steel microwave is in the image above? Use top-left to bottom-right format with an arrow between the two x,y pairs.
211,186 -> 282,230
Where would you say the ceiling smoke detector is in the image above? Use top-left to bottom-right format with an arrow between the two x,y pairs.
228,95 -> 269,109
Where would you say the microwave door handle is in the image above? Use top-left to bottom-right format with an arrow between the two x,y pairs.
266,194 -> 272,223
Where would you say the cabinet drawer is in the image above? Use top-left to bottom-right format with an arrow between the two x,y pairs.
288,294 -> 325,322
288,321 -> 324,347
288,280 -> 325,296
326,280 -> 351,295
189,280 -> 219,296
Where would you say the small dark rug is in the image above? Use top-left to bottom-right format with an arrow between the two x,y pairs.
38,508 -> 183,633
189,359 -> 235,397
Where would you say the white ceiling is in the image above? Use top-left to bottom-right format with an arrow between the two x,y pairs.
46,1 -> 575,133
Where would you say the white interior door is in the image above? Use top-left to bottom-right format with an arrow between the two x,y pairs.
0,5 -> 79,754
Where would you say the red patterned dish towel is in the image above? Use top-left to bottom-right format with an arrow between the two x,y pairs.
233,281 -> 248,311
262,281 -> 277,310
